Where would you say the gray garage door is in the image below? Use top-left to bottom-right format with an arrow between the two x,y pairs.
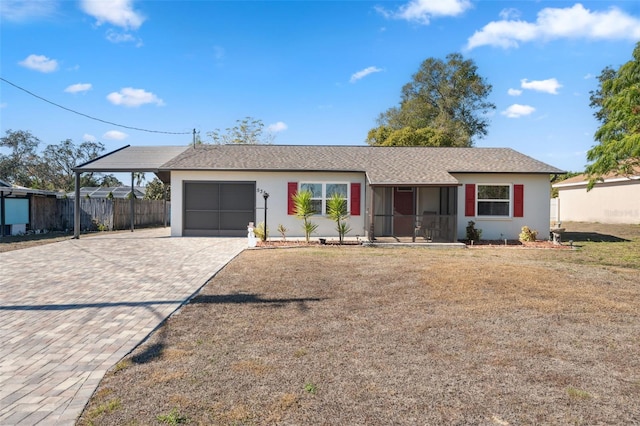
183,181 -> 255,236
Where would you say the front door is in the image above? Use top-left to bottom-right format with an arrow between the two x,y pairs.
393,187 -> 415,236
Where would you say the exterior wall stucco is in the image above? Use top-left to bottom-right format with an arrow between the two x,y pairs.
171,170 -> 366,238
453,173 -> 552,241
556,180 -> 640,224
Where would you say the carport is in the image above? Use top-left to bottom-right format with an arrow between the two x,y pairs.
72,145 -> 188,238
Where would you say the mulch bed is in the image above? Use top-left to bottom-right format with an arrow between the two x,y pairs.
468,240 -> 573,249
255,239 -> 571,249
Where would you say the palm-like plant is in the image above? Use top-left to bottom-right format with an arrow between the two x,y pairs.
326,192 -> 351,244
292,190 -> 318,242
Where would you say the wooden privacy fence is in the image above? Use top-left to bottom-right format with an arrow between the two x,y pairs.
31,197 -> 170,231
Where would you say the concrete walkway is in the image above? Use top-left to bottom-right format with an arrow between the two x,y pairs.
0,229 -> 247,425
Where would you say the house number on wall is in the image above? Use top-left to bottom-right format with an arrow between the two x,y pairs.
256,187 -> 268,195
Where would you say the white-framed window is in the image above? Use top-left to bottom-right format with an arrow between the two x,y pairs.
300,182 -> 348,215
477,184 -> 511,217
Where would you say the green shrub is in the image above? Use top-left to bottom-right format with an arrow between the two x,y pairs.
292,190 -> 318,243
466,221 -> 482,243
326,192 -> 351,244
519,226 -> 538,242
253,222 -> 268,241
277,224 -> 288,240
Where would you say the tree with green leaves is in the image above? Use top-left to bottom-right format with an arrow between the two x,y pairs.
207,116 -> 274,145
144,177 -> 170,200
97,174 -> 123,187
292,190 -> 318,243
367,53 -> 495,147
40,139 -> 105,191
550,172 -> 581,198
0,129 -> 43,187
586,41 -> 640,189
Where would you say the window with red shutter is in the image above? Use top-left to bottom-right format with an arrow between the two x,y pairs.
287,182 -> 297,215
465,184 -> 475,216
513,184 -> 524,217
350,183 -> 361,216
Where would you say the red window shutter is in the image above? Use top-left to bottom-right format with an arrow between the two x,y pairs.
350,183 -> 361,216
465,184 -> 475,216
514,184 -> 524,217
287,182 -> 297,215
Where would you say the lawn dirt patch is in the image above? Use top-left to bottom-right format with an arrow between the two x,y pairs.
78,222 -> 640,425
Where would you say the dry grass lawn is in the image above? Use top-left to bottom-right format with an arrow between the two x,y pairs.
79,222 -> 640,425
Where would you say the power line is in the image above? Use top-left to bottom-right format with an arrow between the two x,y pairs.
0,77 -> 192,135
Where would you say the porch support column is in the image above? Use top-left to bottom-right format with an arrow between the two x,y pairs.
73,171 -> 80,239
368,185 -> 375,241
413,188 -> 419,242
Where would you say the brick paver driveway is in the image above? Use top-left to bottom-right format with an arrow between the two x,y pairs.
0,229 -> 247,425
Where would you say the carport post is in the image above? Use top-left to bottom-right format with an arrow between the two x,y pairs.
163,184 -> 168,228
130,172 -> 135,232
73,172 -> 80,239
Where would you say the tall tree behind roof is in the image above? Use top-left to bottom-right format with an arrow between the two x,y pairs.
586,41 -> 640,189
206,117 -> 274,145
366,53 -> 495,147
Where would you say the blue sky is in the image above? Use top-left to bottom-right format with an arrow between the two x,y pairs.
1,0 -> 639,174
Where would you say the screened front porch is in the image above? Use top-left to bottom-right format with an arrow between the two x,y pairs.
369,186 -> 458,243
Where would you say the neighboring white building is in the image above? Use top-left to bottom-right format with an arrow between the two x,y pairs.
75,145 -> 563,241
553,171 -> 640,224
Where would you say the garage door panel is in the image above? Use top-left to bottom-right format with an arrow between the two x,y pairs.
219,212 -> 254,230
185,211 -> 219,230
220,184 -> 255,210
185,183 -> 219,210
184,181 -> 255,236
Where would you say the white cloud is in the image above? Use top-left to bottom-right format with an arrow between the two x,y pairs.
103,130 -> 128,140
267,122 -> 288,133
507,88 -> 522,96
83,134 -> 97,142
64,83 -> 92,94
467,4 -> 640,50
106,29 -> 143,46
213,45 -> 225,60
106,87 -> 165,107
499,8 -> 521,20
502,104 -> 536,118
521,78 -> 562,94
19,54 -> 58,73
377,0 -> 472,24
350,66 -> 383,83
0,0 -> 57,22
80,0 -> 145,30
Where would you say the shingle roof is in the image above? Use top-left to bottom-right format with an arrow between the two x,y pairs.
161,145 -> 564,185
553,167 -> 640,188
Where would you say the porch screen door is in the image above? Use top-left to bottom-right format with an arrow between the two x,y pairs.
393,187 -> 415,237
